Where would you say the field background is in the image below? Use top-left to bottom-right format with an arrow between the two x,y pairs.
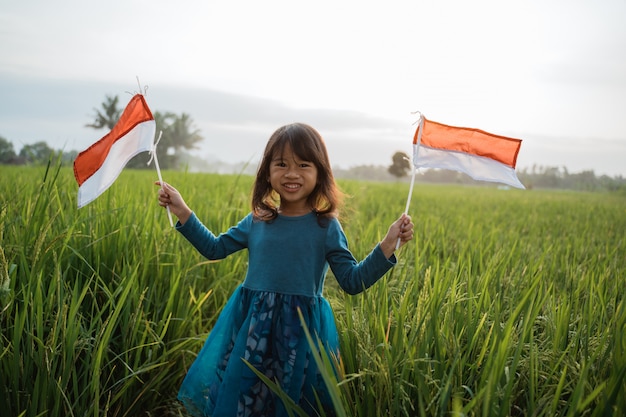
1,162 -> 624,416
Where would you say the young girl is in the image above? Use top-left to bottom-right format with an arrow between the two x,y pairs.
157,123 -> 414,417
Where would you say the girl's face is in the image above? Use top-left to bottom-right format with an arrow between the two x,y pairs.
268,144 -> 318,216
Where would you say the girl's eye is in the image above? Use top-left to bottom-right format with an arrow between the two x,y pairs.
272,160 -> 312,168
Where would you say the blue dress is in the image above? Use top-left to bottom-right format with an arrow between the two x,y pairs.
176,212 -> 396,417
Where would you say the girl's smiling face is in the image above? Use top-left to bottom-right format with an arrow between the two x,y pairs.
269,144 -> 318,216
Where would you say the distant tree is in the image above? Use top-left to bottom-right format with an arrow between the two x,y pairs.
61,150 -> 79,165
164,112 -> 203,166
0,136 -> 17,164
388,151 -> 412,179
86,95 -> 122,130
19,141 -> 54,164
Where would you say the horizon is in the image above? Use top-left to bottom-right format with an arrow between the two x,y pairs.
1,75 -> 624,178
1,0 -> 625,177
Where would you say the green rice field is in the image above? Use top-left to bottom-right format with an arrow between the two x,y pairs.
1,161 -> 624,416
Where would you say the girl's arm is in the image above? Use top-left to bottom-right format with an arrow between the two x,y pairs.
155,181 -> 250,259
327,214 -> 413,295
155,181 -> 193,225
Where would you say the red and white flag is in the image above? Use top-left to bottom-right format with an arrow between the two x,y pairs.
413,117 -> 524,189
74,94 -> 156,208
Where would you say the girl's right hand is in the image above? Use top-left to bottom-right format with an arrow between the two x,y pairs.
155,181 -> 193,225
380,213 -> 414,258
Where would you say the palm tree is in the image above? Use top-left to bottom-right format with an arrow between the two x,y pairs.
167,113 -> 203,149
156,112 -> 203,169
85,95 -> 122,130
126,111 -> 203,170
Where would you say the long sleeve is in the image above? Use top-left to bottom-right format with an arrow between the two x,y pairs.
176,212 -> 250,260
325,219 -> 396,295
175,212 -> 396,297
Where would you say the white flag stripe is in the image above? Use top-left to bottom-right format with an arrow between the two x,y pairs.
414,145 -> 525,189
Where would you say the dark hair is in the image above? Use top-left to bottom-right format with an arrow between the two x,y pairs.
252,123 -> 342,222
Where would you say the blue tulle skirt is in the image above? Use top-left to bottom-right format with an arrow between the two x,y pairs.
178,285 -> 340,417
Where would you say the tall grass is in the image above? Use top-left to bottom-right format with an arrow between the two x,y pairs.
0,162 -> 250,416
330,183 -> 626,416
1,162 -> 624,416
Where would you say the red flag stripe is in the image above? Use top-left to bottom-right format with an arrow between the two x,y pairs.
414,118 -> 522,168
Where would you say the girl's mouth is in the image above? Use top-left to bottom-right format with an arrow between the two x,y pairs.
283,183 -> 301,191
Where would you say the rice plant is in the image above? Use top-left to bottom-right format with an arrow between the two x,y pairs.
1,162 -> 624,416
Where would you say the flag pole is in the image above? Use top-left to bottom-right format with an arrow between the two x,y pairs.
396,114 -> 424,250
148,131 -> 174,227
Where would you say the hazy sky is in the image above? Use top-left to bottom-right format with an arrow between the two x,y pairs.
1,0 -> 625,176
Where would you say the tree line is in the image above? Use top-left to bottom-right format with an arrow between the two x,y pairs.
404,163 -> 625,193
381,151 -> 625,193
1,98 -> 624,193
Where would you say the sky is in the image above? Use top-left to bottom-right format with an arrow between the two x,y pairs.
1,0 -> 625,176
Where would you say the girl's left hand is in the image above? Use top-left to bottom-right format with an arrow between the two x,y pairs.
380,214 -> 414,258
